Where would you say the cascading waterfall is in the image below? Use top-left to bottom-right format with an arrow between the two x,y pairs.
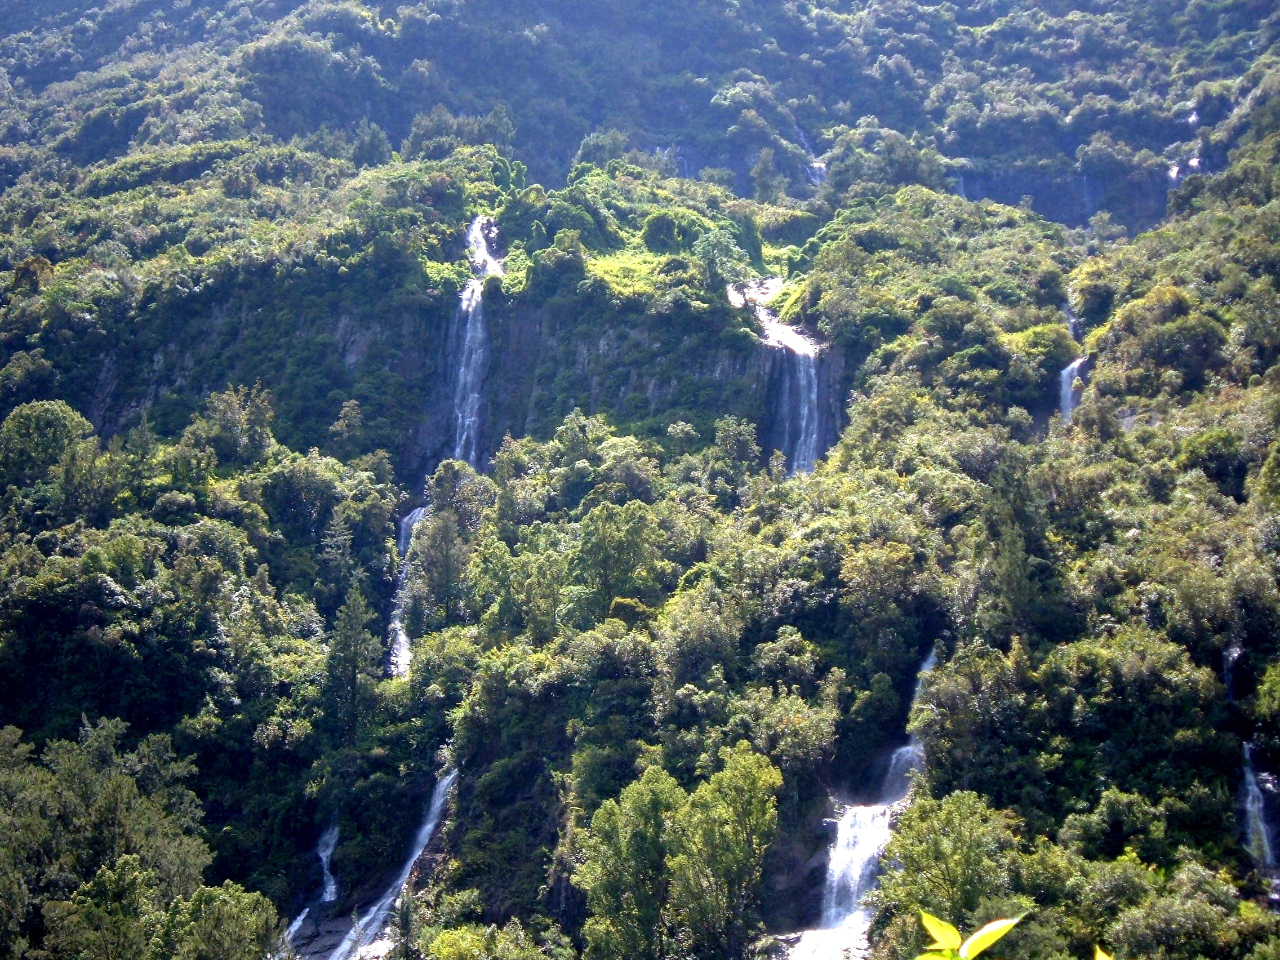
282,824 -> 342,956
1064,302 -> 1081,341
1059,358 -> 1086,424
289,222 -> 498,956
318,823 -> 340,903
793,126 -> 828,187
791,651 -> 938,960
1245,744 -> 1275,870
1226,643 -> 1280,887
387,507 -> 427,676
451,217 -> 504,466
386,218 -> 503,678
327,769 -> 459,960
1059,302 -> 1086,425
728,279 -> 824,474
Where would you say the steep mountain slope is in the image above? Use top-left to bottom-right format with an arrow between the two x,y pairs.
3,0 -> 1279,222
3,4 -> 1280,960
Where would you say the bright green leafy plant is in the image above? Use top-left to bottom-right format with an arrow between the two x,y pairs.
914,910 -> 1024,959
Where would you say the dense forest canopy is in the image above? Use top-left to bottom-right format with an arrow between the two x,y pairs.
3,2 -> 1280,960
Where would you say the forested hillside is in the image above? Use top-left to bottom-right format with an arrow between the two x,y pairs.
3,2 -> 1280,960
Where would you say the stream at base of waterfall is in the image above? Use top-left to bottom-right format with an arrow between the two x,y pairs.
790,651 -> 937,960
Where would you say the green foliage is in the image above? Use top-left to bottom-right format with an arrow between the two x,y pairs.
877,792 -> 1021,927
574,744 -> 781,960
3,8 -> 1280,960
576,767 -> 685,960
0,722 -> 278,958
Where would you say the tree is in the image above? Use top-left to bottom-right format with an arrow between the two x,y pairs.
155,882 -> 278,960
181,386 -> 275,467
43,856 -> 160,960
575,767 -> 686,960
328,399 -> 367,459
317,510 -> 358,614
0,400 -> 93,487
876,791 -> 1019,927
572,501 -> 661,621
573,746 -> 780,960
750,147 -> 785,202
413,509 -> 470,627
691,230 -> 750,286
666,744 -> 782,959
352,120 -> 392,168
324,588 -> 383,744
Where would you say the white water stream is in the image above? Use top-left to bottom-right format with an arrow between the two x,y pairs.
288,220 -> 497,957
1245,744 -> 1275,870
729,279 -> 823,474
387,218 -> 502,677
1226,643 -> 1279,880
791,651 -> 937,960
451,217 -> 504,465
318,823 -> 340,903
284,824 -> 341,949
326,769 -> 459,960
794,126 -> 828,187
1059,302 -> 1086,425
387,507 -> 426,678
1059,357 -> 1086,425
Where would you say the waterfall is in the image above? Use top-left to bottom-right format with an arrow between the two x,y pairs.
327,769 -> 459,960
793,126 -> 828,187
318,824 -> 340,903
1228,643 -> 1279,887
386,506 -> 429,676
386,219 -> 502,677
1059,358 -> 1086,424
283,823 -> 342,950
1245,745 -> 1275,870
398,507 -> 427,558
1058,302 -> 1087,425
728,279 -> 824,474
791,650 -> 938,959
1064,301 -> 1081,341
451,217 -> 504,466
787,353 -> 821,474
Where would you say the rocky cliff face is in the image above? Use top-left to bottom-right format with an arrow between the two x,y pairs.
402,285 -> 852,481
68,257 -> 852,484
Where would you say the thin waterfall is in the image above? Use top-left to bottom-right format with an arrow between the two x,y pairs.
788,353 -> 821,473
1064,301 -> 1081,341
327,769 -> 459,960
1245,745 -> 1275,870
318,824 -> 340,903
1060,357 -> 1086,424
283,824 -> 342,949
387,506 -> 428,675
1227,643 -> 1279,885
793,125 -> 827,187
451,217 -> 504,466
290,222 -> 496,958
387,219 -> 502,677
792,650 -> 938,959
1059,302 -> 1086,424
729,279 -> 824,474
